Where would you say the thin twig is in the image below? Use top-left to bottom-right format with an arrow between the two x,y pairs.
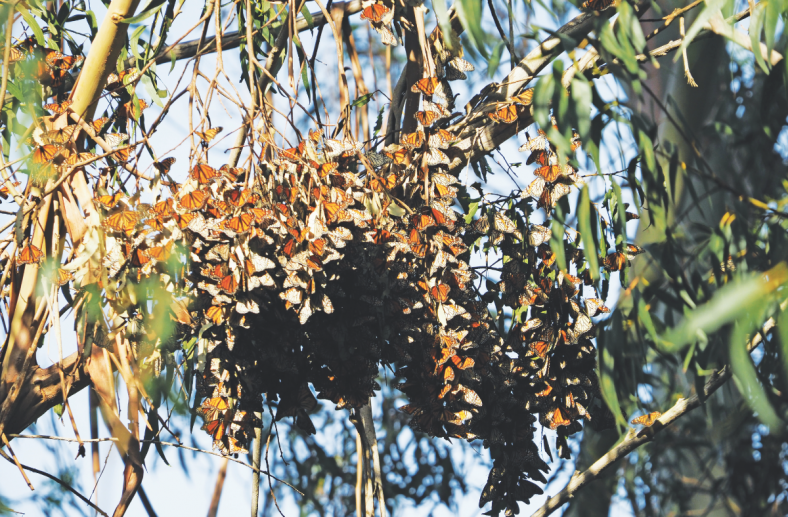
0,447 -> 108,516
1,431 -> 34,490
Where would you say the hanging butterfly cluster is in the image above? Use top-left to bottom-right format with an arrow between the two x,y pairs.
6,14 -> 636,517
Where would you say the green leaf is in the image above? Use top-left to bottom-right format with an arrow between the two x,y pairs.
550,213 -> 567,272
121,0 -> 167,24
487,41 -> 505,78
660,263 -> 788,352
16,6 -> 46,46
730,311 -> 784,432
130,24 -> 147,62
611,180 -> 628,247
533,73 -> 555,128
577,186 -> 599,280
464,201 -> 479,224
778,306 -> 788,389
676,0 -> 728,61
749,3 -> 770,74
351,93 -> 374,107
570,77 -> 592,140
53,403 -> 64,418
141,74 -> 165,107
300,4 -> 314,30
764,0 -> 783,62
597,313 -> 628,432
455,0 -> 488,58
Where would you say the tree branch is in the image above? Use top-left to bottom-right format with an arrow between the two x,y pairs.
446,1 -> 651,174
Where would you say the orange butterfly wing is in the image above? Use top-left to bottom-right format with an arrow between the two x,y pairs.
18,244 -> 44,265
191,163 -> 219,184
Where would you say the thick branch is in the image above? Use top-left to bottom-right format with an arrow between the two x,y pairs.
3,352 -> 90,436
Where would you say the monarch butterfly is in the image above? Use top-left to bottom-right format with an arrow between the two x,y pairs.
65,152 -> 97,166
430,283 -> 451,303
360,3 -> 389,22
412,210 -> 436,231
53,267 -> 73,286
538,182 -> 571,209
535,383 -> 553,398
282,238 -> 297,258
415,110 -> 440,126
94,192 -> 124,209
631,411 -> 661,427
602,251 -> 627,271
7,46 -> 26,64
121,99 -> 149,120
410,77 -> 440,96
205,305 -> 224,325
585,298 -> 610,317
128,246 -> 150,267
218,273 -> 239,295
44,50 -> 83,70
112,147 -> 132,162
400,130 -> 424,149
529,341 -> 549,358
202,416 -> 227,440
375,24 -> 398,46
625,243 -> 645,259
191,163 -> 219,184
179,189 -> 209,211
147,242 -> 172,262
449,355 -> 475,370
306,254 -> 323,271
534,164 -> 564,182
92,117 -> 109,133
385,146 -> 409,164
32,144 -> 62,164
42,125 -> 78,144
43,100 -> 73,114
424,148 -> 449,167
488,104 -> 519,124
153,157 -> 176,175
219,164 -> 244,182
581,0 -> 615,10
519,130 -> 551,153
173,213 -> 197,229
199,395 -> 230,420
105,68 -> 140,91
513,88 -> 535,106
527,149 -> 552,166
103,210 -> 139,235
0,180 -> 20,199
442,364 -> 455,383
548,407 -> 572,429
195,127 -> 223,145
225,189 -> 252,207
308,238 -> 327,256
316,162 -> 338,177
223,212 -> 254,234
370,173 -> 397,192
323,202 -> 342,223
448,57 -> 475,72
428,129 -> 459,149
18,244 -> 44,265
443,409 -> 471,426
104,133 -> 129,148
